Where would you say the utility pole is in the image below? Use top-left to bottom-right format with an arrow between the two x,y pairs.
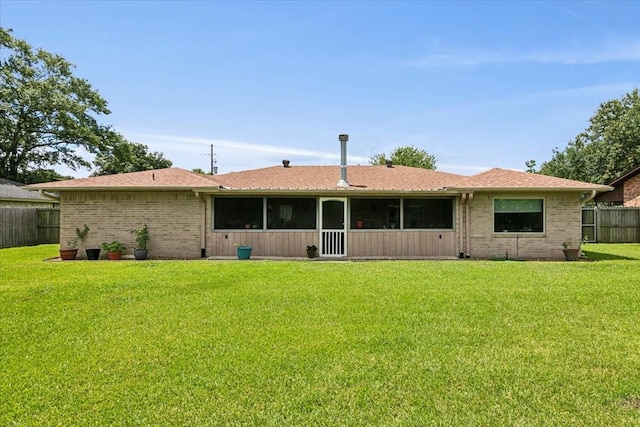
209,144 -> 218,175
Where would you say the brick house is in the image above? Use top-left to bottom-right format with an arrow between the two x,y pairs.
593,165 -> 640,207
26,164 -> 611,260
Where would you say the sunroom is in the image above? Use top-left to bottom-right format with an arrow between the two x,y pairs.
209,195 -> 458,258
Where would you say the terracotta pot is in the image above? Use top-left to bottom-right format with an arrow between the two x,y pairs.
107,251 -> 122,260
59,249 -> 78,260
563,248 -> 580,261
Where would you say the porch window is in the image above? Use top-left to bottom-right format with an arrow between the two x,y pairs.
494,199 -> 543,233
267,198 -> 316,229
403,198 -> 454,229
214,198 -> 263,229
350,199 -> 400,229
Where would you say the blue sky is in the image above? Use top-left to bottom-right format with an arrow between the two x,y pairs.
2,1 -> 639,176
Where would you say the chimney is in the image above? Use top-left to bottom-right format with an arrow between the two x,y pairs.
282,159 -> 290,168
386,159 -> 393,168
337,134 -> 349,187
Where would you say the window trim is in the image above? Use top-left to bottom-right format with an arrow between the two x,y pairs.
492,197 -> 545,234
212,196 -> 318,231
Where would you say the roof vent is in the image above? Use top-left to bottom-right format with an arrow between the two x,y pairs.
282,159 -> 290,168
337,134 -> 349,187
386,159 -> 393,168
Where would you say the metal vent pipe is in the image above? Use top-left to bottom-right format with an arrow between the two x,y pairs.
337,134 -> 349,187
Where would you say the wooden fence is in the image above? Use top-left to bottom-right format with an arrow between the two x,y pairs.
582,207 -> 640,243
0,208 -> 60,248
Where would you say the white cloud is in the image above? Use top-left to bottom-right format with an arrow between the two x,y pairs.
405,38 -> 640,68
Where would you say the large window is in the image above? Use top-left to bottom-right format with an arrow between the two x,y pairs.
350,199 -> 400,229
403,198 -> 454,229
267,198 -> 316,229
214,198 -> 263,229
494,199 -> 543,233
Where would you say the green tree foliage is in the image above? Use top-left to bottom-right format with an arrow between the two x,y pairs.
92,137 -> 172,176
0,27 -> 116,182
19,168 -> 73,185
539,89 -> 640,184
369,145 -> 437,169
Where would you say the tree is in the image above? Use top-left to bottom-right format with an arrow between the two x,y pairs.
92,137 -> 172,176
539,89 -> 640,184
369,145 -> 437,169
0,27 -> 118,183
19,168 -> 73,185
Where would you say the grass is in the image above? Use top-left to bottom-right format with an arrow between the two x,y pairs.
2,244 -> 640,425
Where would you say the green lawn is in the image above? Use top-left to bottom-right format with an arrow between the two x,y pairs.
2,244 -> 640,425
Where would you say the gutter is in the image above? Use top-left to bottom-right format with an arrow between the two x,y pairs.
194,191 -> 207,258
38,190 -> 60,202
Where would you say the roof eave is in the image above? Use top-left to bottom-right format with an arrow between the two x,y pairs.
446,186 -> 614,192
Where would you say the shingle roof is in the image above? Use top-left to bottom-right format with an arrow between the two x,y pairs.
25,168 -> 219,191
445,168 -> 612,192
24,166 -> 613,194
1,178 -> 58,202
213,165 -> 466,192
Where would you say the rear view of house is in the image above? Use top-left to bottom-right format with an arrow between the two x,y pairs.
27,159 -> 611,260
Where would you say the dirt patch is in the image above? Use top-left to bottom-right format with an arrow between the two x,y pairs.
620,396 -> 640,409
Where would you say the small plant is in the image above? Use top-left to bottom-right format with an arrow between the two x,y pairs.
234,242 -> 249,248
101,241 -> 126,253
66,224 -> 90,248
131,224 -> 150,250
562,239 -> 581,249
306,244 -> 318,258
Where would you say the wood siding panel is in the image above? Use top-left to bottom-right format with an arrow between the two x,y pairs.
349,230 -> 456,258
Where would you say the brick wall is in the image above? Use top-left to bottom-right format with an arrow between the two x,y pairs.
60,191 -> 202,258
624,174 -> 640,207
467,192 -> 582,259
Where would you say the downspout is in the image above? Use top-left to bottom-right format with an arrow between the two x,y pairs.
582,190 -> 597,205
459,193 -> 467,258
465,193 -> 474,258
38,190 -> 60,202
194,191 -> 207,258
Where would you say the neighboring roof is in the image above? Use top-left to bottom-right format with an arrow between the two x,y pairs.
607,164 -> 640,187
0,178 -> 59,202
445,168 -> 613,192
24,166 -> 613,194
25,168 -> 219,191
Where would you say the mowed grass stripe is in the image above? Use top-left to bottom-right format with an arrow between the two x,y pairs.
1,244 -> 640,425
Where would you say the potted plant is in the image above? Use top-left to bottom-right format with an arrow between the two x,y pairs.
76,224 -> 101,260
562,239 -> 581,261
101,241 -> 126,260
59,224 -> 90,260
234,242 -> 252,260
131,224 -> 150,260
59,237 -> 79,260
306,244 -> 318,258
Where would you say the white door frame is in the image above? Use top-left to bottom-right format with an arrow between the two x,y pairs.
319,198 -> 347,257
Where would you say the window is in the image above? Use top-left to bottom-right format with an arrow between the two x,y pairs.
350,199 -> 400,229
494,199 -> 543,233
403,198 -> 454,229
214,198 -> 263,229
267,198 -> 316,229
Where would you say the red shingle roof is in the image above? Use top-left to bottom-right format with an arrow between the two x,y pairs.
446,168 -> 612,192
25,168 -> 220,191
24,166 -> 612,193
213,165 -> 465,192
